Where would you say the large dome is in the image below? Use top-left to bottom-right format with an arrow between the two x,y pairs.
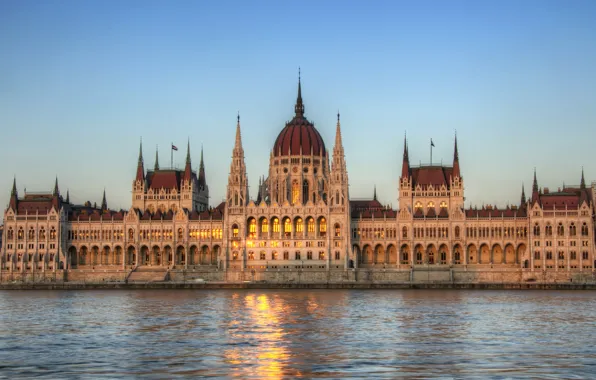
272,77 -> 326,157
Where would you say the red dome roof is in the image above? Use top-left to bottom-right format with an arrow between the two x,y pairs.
272,75 -> 326,157
273,116 -> 326,157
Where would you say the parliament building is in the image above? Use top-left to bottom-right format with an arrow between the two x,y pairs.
2,78 -> 595,283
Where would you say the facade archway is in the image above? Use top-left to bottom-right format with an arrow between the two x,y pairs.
400,244 -> 410,265
438,244 -> 449,264
516,244 -> 527,265
68,246 -> 77,268
479,244 -> 490,264
176,246 -> 185,265
467,244 -> 477,264
453,244 -> 462,264
505,244 -> 515,264
127,246 -> 136,266
374,244 -> 385,264
387,244 -> 397,264
492,244 -> 503,264
427,244 -> 437,264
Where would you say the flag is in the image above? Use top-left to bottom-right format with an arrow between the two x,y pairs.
171,144 -> 178,151
431,139 -> 435,147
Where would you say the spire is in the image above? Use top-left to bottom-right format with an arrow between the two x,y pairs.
453,132 -> 460,178
373,185 -> 377,201
184,139 -> 192,181
521,183 -> 526,205
294,68 -> 305,117
66,189 -> 70,204
136,138 -> 145,182
198,144 -> 206,189
532,168 -> 538,193
234,112 -> 244,155
101,189 -> 107,211
9,177 -> 18,210
154,146 -> 159,171
53,176 -> 59,196
11,177 -> 17,196
401,133 -> 410,178
580,167 -> 586,189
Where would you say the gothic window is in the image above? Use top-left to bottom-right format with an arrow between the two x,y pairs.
427,201 -> 435,209
178,228 -> 183,240
455,226 -> 460,238
545,224 -> 552,236
581,223 -> 589,236
284,218 -> 292,237
232,224 -> 239,238
50,227 -> 56,240
292,180 -> 300,205
272,218 -> 280,233
272,251 -> 278,260
283,251 -> 289,260
295,251 -> 301,260
557,223 -> 565,236
307,251 -> 313,260
546,251 -> 553,260
260,251 -> 266,260
402,226 -> 408,238
533,223 -> 540,236
248,251 -> 255,260
261,218 -> 269,233
307,218 -> 315,234
234,192 -> 239,206
415,201 -> 423,211
295,218 -> 304,234
319,251 -> 325,260
336,191 -> 339,205
558,251 -> 565,260
18,227 -> 24,240
303,180 -> 309,203
28,228 -> 35,240
454,250 -> 461,263
232,251 -> 238,261
7,228 -> 13,240
248,218 -> 257,238
440,201 -> 447,209
334,223 -> 341,237
129,229 -> 134,240
319,217 -> 327,237
534,251 -> 540,260
570,223 -> 576,236
571,251 -> 577,260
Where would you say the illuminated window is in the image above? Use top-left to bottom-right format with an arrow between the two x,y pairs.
272,218 -> 280,233
319,217 -> 327,237
248,218 -> 256,238
248,251 -> 255,260
319,251 -> 325,260
284,218 -> 292,237
50,227 -> 56,240
261,218 -> 269,233
334,223 -> 340,237
427,201 -> 435,209
232,224 -> 239,238
296,218 -> 304,233
415,201 -> 423,210
440,201 -> 447,208
292,180 -> 300,205
260,251 -> 266,260
307,218 -> 315,233
272,251 -> 278,260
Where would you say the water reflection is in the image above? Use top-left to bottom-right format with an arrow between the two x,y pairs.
1,290 -> 596,378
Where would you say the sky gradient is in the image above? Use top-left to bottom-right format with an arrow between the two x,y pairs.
1,0 -> 596,212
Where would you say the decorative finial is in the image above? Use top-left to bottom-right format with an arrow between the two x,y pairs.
337,110 -> 340,122
237,111 -> 240,124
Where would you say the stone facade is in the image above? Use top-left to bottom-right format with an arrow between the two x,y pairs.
1,77 -> 595,283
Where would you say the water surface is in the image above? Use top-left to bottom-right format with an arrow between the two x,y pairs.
1,289 -> 595,378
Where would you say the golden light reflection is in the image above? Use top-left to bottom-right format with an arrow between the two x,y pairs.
223,293 -> 296,379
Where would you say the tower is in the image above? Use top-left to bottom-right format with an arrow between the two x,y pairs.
449,133 -> 464,211
398,134 -> 412,211
132,139 -> 146,210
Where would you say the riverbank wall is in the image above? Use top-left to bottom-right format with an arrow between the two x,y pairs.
1,267 -> 596,290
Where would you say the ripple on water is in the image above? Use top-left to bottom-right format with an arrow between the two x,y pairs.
1,289 -> 596,378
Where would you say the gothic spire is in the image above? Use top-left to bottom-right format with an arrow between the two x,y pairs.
186,138 -> 191,165
198,144 -> 207,189
66,189 -> 70,204
453,132 -> 460,178
154,146 -> 159,171
580,167 -> 586,189
11,176 -> 17,196
53,176 -> 59,196
294,68 -> 305,117
136,138 -> 145,182
532,168 -> 538,193
521,183 -> 526,205
234,112 -> 244,155
401,133 -> 410,178
184,139 -> 192,181
101,189 -> 107,211
9,177 -> 18,210
373,185 -> 377,201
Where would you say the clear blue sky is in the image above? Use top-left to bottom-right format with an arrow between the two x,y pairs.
1,0 -> 596,212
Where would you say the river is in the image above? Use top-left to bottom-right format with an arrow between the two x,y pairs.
1,290 -> 595,378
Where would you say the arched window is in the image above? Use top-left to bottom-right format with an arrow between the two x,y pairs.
18,228 -> 24,240
50,227 -> 56,240
336,191 -> 340,205
272,251 -> 279,260
296,218 -> 304,234
284,218 -> 292,237
307,217 -> 315,235
128,228 -> 134,240
7,228 -> 13,240
402,226 -> 408,238
334,223 -> 341,237
261,218 -> 269,233
177,228 -> 183,240
545,224 -> 552,236
570,223 -> 576,236
272,218 -> 280,233
248,251 -> 255,260
557,223 -> 564,236
533,223 -> 540,236
248,218 -> 257,238
582,223 -> 589,236
319,217 -> 327,237
455,226 -> 460,238
415,201 -> 423,210
427,201 -> 435,209
232,224 -> 239,238
303,180 -> 309,203
292,180 -> 300,205
440,201 -> 448,209
234,192 -> 239,206
28,228 -> 35,240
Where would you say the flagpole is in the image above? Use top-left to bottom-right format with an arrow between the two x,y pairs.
171,142 -> 173,169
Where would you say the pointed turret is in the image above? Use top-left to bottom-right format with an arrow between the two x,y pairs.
532,168 -> 540,202
401,133 -> 410,178
521,183 -> 526,205
373,185 -> 377,201
198,144 -> 207,189
453,133 -> 460,178
154,146 -> 160,171
294,68 -> 305,117
234,113 -> 244,155
136,138 -> 145,182
184,139 -> 192,181
580,167 -> 586,189
53,176 -> 59,196
9,177 -> 18,210
227,113 -> 249,206
101,189 -> 107,211
66,189 -> 70,204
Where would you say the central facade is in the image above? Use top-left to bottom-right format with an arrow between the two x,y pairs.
224,76 -> 351,270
